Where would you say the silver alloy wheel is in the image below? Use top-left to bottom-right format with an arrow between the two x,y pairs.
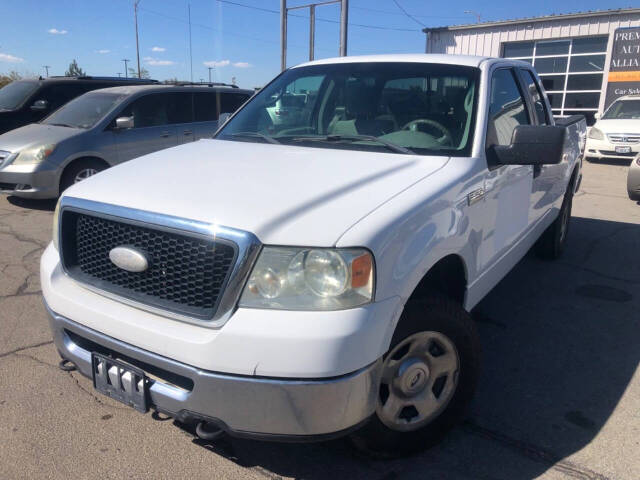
377,331 -> 460,432
74,168 -> 98,184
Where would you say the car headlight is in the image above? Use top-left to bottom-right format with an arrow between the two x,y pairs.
13,144 -> 56,165
588,128 -> 604,141
52,198 -> 61,251
239,247 -> 374,310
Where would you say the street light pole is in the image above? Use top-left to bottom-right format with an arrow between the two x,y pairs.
339,0 -> 348,56
122,59 -> 130,78
208,67 -> 213,83
464,10 -> 481,23
42,65 -> 50,77
134,0 -> 142,78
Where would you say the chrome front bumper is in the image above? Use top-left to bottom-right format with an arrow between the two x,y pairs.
47,302 -> 381,439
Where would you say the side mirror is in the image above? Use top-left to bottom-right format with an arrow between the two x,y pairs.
594,112 -> 600,120
218,112 -> 231,127
489,125 -> 566,166
30,99 -> 49,111
115,116 -> 134,129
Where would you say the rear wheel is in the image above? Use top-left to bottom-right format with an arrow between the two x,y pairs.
536,180 -> 574,260
350,295 -> 480,456
60,159 -> 107,194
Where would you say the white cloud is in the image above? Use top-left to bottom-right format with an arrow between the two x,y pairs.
151,46 -> 166,52
0,53 -> 24,63
48,28 -> 68,35
233,62 -> 251,68
143,56 -> 175,66
96,49 -> 110,54
203,59 -> 230,68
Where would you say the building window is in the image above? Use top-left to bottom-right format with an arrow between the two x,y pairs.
502,36 -> 608,125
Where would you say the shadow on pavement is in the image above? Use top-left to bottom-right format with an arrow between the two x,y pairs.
585,157 -> 633,167
175,216 -> 640,480
7,195 -> 57,212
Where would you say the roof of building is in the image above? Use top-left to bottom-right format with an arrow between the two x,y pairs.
296,54 -> 492,68
423,7 -> 640,33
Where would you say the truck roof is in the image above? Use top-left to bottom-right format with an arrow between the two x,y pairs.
296,54 -> 493,69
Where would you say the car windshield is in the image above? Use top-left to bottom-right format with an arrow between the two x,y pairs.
0,80 -> 39,111
602,99 -> 640,120
217,62 -> 479,156
42,91 -> 126,129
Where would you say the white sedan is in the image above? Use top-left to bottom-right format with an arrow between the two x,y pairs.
586,95 -> 640,162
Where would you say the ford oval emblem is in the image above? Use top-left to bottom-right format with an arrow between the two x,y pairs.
109,246 -> 149,273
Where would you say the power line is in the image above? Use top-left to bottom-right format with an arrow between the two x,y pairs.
390,0 -> 425,27
351,5 -> 468,20
214,0 -> 422,32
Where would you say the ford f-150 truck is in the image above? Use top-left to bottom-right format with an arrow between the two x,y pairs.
41,54 -> 586,454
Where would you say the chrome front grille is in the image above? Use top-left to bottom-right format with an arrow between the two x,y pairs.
57,196 -> 262,327
608,134 -> 640,144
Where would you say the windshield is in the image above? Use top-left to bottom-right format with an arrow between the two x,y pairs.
42,92 -> 126,129
603,99 -> 640,120
0,80 -> 39,111
217,62 -> 479,156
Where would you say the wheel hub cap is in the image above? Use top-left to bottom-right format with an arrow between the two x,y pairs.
397,358 -> 429,395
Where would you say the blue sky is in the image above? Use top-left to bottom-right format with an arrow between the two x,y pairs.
0,0 -> 634,87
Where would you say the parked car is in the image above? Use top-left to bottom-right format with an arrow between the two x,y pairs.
0,84 -> 251,198
586,95 -> 640,162
0,76 -> 158,135
41,54 -> 586,455
628,153 -> 640,201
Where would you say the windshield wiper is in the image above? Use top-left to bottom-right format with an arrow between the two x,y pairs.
229,132 -> 280,145
291,134 -> 414,154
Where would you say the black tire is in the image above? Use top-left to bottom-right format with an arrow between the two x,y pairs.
535,180 -> 574,260
59,159 -> 107,195
349,295 -> 480,457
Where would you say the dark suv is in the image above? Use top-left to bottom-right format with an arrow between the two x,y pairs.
0,76 -> 158,134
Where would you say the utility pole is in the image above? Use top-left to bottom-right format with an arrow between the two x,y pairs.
122,59 -> 130,78
281,0 -> 347,70
117,72 -> 122,77
42,65 -> 51,77
339,0 -> 348,56
188,3 -> 193,82
208,66 -> 213,83
134,0 -> 142,78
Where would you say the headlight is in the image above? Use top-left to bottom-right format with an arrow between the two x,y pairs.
239,247 -> 374,310
588,128 -> 604,141
13,144 -> 56,165
52,198 -> 61,251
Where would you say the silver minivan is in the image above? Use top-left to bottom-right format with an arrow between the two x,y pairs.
0,84 -> 252,199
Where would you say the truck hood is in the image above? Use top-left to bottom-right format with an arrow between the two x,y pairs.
0,123 -> 82,153
64,139 -> 449,245
594,118 -> 640,133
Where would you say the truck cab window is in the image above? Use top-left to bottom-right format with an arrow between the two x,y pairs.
487,69 -> 531,147
521,69 -> 550,125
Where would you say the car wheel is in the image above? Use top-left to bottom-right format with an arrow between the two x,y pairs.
535,180 -> 574,260
349,295 -> 480,457
60,159 -> 106,194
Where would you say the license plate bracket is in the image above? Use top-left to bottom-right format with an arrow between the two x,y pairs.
92,353 -> 148,413
615,146 -> 632,154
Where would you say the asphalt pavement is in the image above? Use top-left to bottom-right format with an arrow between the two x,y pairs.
0,159 -> 638,480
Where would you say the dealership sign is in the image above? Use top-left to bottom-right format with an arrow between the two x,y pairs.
604,27 -> 640,110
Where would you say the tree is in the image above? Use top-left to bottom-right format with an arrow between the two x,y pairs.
0,70 -> 22,88
65,59 -> 86,77
128,66 -> 150,79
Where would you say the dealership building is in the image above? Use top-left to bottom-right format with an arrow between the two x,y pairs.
424,8 -> 640,125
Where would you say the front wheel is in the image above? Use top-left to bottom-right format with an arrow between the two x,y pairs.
60,159 -> 107,195
350,295 -> 480,456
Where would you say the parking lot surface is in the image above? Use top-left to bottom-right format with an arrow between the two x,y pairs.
0,159 -> 638,480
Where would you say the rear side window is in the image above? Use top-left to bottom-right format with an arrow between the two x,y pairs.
220,92 -> 249,114
121,92 -> 193,127
520,70 -> 550,125
487,69 -> 531,147
194,92 -> 218,122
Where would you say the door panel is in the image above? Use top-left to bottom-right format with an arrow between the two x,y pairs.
481,68 -> 534,273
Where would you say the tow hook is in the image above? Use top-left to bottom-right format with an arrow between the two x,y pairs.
58,359 -> 77,372
195,421 -> 225,441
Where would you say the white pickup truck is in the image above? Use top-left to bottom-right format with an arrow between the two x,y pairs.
41,54 -> 586,454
